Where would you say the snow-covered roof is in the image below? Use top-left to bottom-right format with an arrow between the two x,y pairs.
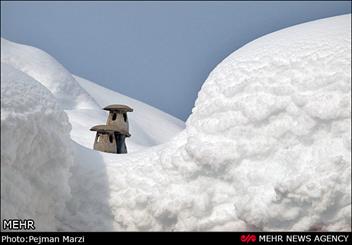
90,124 -> 131,137
103,104 -> 133,112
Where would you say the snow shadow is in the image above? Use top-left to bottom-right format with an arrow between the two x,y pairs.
58,142 -> 115,231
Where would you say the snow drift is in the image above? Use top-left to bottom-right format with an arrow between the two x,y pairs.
61,14 -> 350,231
1,38 -> 98,110
1,63 -> 73,230
178,14 -> 351,231
1,14 -> 351,231
1,37 -> 184,230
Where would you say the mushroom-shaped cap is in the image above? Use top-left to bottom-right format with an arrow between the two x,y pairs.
103,104 -> 133,112
90,124 -> 131,137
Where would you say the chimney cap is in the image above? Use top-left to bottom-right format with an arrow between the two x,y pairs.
103,104 -> 133,112
90,124 -> 131,137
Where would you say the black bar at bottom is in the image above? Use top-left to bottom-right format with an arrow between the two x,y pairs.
1,232 -> 351,244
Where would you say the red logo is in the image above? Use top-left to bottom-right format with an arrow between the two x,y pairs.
240,234 -> 256,243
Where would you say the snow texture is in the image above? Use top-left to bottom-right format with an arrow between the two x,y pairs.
1,63 -> 73,231
180,14 -> 351,231
1,14 -> 351,231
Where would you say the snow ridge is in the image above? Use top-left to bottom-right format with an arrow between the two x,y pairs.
1,38 -> 98,110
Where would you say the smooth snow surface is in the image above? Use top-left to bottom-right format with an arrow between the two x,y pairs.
1,14 -> 351,231
1,37 -> 185,152
1,38 -> 98,110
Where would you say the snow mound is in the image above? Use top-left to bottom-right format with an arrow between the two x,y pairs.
1,63 -> 73,230
174,14 -> 351,230
60,15 -> 350,231
1,38 -> 98,110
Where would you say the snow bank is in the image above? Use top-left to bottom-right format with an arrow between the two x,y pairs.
1,38 -> 98,110
170,14 -> 351,230
1,14 -> 350,232
1,63 -> 73,230
61,14 -> 350,231
0,38 -> 185,231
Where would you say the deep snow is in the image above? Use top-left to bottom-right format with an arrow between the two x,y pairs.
1,38 -> 98,110
1,63 -> 73,231
181,14 -> 351,230
1,36 -> 184,230
1,14 -> 351,231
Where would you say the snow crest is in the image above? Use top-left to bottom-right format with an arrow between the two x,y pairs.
1,38 -> 98,110
170,14 -> 351,230
1,63 -> 73,230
